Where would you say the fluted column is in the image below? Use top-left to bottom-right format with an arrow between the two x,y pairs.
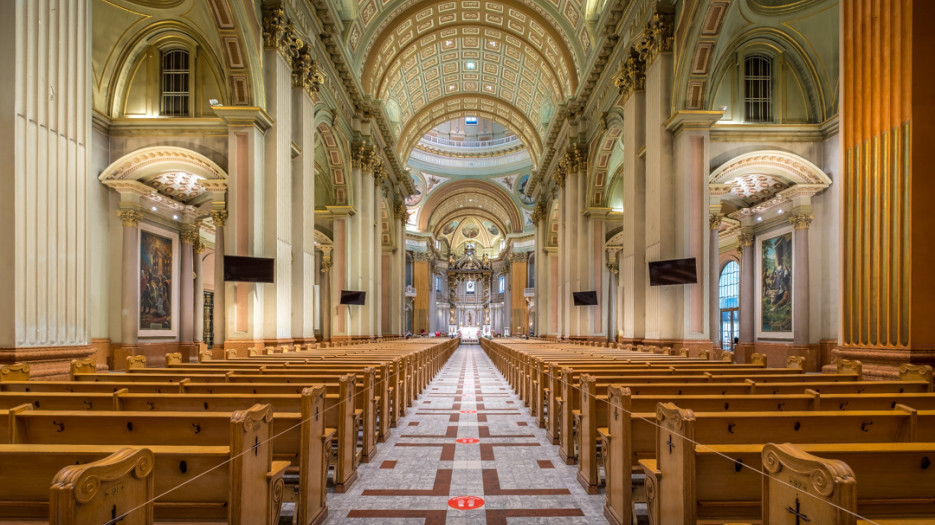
179,225 -> 197,351
320,251 -> 332,342
790,212 -> 813,347
211,209 -> 228,346
738,230 -> 755,350
193,235 -> 205,345
117,208 -> 143,350
709,215 -> 723,348
373,168 -> 386,338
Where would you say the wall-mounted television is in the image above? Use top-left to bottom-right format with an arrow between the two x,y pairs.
340,290 -> 366,305
223,256 -> 275,283
648,258 -> 697,286
572,291 -> 598,306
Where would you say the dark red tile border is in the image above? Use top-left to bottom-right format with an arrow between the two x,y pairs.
479,442 -> 540,461
481,469 -> 571,495
401,425 -> 458,439
478,426 -> 534,439
362,468 -> 452,496
485,508 -> 584,525
537,460 -> 554,469
394,443 -> 456,461
347,509 -> 447,525
380,460 -> 397,469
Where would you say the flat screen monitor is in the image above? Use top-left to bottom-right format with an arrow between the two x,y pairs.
340,290 -> 366,305
648,258 -> 698,286
223,256 -> 275,283
572,291 -> 598,306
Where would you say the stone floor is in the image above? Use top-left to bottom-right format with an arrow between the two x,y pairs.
323,343 -> 608,524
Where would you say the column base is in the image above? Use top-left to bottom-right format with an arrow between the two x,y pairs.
829,346 -> 935,380
0,345 -> 96,379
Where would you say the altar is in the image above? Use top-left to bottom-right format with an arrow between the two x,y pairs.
447,244 -> 492,343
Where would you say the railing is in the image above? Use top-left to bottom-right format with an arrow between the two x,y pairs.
420,134 -> 520,148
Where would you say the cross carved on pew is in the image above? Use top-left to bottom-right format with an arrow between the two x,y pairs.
665,434 -> 676,454
785,497 -> 810,524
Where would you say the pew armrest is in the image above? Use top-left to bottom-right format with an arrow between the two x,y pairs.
639,459 -> 661,525
267,461 -> 291,525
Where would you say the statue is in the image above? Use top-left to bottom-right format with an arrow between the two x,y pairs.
449,307 -> 456,324
483,303 -> 490,325
449,253 -> 455,266
482,253 -> 489,268
467,312 -> 473,326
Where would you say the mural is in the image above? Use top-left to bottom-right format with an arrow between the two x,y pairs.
483,220 -> 499,236
461,224 -> 480,239
760,231 -> 793,333
140,229 -> 174,331
516,174 -> 535,206
442,219 -> 459,235
405,172 -> 424,206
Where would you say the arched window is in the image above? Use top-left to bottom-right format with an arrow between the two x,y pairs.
744,55 -> 772,122
161,49 -> 190,116
719,261 -> 740,350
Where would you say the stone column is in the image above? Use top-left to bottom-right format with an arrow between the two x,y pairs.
193,235 -> 205,346
563,160 -> 579,338
708,215 -> 723,348
211,209 -> 228,347
738,229 -> 755,358
179,225 -> 197,358
616,46 -> 647,344
320,251 -> 332,342
374,168 -> 386,338
790,212 -> 813,347
117,208 -> 143,352
607,249 -> 621,342
262,7 -> 297,344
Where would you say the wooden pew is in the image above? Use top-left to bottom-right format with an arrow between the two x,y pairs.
0,403 -> 289,524
761,442 -> 935,524
0,377 -> 358,498
0,446 -> 154,524
640,402 -> 935,524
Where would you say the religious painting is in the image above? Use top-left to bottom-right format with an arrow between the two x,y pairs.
139,223 -> 179,336
756,228 -> 793,338
442,219 -> 459,236
484,220 -> 499,236
461,224 -> 480,239
405,172 -> 424,206
516,174 -> 535,206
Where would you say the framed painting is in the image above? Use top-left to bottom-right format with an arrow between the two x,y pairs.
139,222 -> 180,337
756,227 -> 794,338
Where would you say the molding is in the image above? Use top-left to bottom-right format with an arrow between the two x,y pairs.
210,106 -> 274,131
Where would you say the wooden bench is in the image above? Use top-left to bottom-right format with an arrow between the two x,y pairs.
1,376 -> 358,497
640,402 -> 935,524
762,442 -> 935,525
0,402 -> 288,524
0,446 -> 154,524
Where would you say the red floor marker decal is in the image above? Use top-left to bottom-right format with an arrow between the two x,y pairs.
448,496 -> 484,510
456,437 -> 479,444
460,410 -> 477,414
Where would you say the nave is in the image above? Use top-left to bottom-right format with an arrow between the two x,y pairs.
324,344 -> 607,524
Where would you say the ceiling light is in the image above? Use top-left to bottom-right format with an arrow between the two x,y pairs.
445,40 -> 452,46
151,206 -> 157,212
489,41 -> 497,47
777,209 -> 784,214
756,216 -> 763,222
172,214 -> 179,220
465,61 -> 476,70
485,85 -> 493,91
449,85 -> 456,91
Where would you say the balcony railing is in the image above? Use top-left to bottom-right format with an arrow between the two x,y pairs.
420,134 -> 520,148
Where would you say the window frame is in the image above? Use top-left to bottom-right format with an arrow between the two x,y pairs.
160,48 -> 192,117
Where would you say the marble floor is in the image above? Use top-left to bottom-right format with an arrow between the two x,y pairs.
323,344 -> 608,524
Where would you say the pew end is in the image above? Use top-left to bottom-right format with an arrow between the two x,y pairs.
69,358 -> 96,379
838,359 -> 863,380
164,352 -> 182,366
751,353 -> 767,367
126,355 -> 146,369
198,349 -> 212,362
0,363 -> 30,382
762,443 -> 856,525
786,355 -> 806,370
722,351 -> 735,363
50,447 -> 155,525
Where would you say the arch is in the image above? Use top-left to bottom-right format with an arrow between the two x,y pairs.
418,180 -> 524,234
98,145 -> 228,212
315,120 -> 351,206
709,150 -> 831,186
103,22 -> 235,118
397,95 -> 543,165
587,110 -> 625,207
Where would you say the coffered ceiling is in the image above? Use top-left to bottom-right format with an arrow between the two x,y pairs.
345,0 -> 594,160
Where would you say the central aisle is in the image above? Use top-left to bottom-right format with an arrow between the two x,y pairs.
324,344 -> 607,524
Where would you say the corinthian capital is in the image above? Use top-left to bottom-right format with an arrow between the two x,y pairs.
709,214 -> 723,230
263,7 -> 298,62
116,208 -> 143,227
613,47 -> 646,99
789,213 -> 814,230
210,209 -> 228,227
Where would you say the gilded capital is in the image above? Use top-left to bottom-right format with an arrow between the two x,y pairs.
262,8 -> 298,62
607,261 -> 620,275
709,214 -> 723,230
192,235 -> 206,254
613,47 -> 646,100
554,164 -> 568,188
321,257 -> 332,273
180,228 -> 200,245
210,209 -> 228,227
352,142 -> 375,170
292,44 -> 326,93
116,208 -> 143,227
637,9 -> 674,67
789,213 -> 814,230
